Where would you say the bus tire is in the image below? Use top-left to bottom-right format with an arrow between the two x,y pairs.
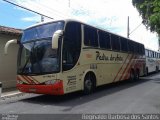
83,73 -> 96,95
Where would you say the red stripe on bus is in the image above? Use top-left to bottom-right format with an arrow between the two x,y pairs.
17,75 -> 24,82
119,54 -> 134,81
25,76 -> 36,84
21,75 -> 33,84
113,54 -> 130,82
29,76 -> 40,84
21,76 -> 30,84
124,56 -> 137,80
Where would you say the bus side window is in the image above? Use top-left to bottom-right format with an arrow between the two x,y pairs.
128,40 -> 134,53
120,38 -> 128,52
148,50 -> 150,57
151,51 -> 153,58
98,31 -> 111,49
84,26 -> 98,47
111,34 -> 120,51
62,47 -> 74,70
145,49 -> 148,57
63,21 -> 81,71
134,42 -> 139,54
140,44 -> 144,55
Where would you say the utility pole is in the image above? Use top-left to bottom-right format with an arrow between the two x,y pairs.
127,16 -> 142,38
68,0 -> 70,7
127,16 -> 130,38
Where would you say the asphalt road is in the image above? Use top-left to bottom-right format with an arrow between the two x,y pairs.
0,73 -> 160,118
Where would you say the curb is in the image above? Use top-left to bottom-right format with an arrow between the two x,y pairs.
1,92 -> 24,99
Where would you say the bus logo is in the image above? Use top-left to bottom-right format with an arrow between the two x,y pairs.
86,53 -> 92,58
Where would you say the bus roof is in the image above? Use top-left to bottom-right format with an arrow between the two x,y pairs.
24,19 -> 144,46
145,48 -> 159,52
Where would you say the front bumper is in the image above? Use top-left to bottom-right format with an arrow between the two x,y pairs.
17,81 -> 64,95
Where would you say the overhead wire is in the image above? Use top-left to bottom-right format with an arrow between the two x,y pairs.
26,1 -> 67,19
37,1 -> 69,18
2,0 -> 54,20
36,0 -> 87,19
129,22 -> 143,36
2,0 -> 87,21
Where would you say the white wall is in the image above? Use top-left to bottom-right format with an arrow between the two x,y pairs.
0,34 -> 19,89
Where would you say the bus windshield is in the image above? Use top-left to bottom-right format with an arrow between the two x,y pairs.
18,38 -> 60,75
21,21 -> 64,43
17,21 -> 64,75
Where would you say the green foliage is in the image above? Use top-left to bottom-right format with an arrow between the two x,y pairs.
132,0 -> 160,35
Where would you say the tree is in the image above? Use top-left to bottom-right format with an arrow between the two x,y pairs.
132,0 -> 160,48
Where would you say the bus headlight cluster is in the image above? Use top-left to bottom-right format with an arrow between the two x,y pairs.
45,80 -> 56,85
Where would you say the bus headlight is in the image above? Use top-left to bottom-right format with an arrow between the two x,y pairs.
45,80 -> 56,85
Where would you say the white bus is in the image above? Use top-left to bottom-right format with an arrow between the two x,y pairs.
145,48 -> 160,75
5,19 -> 145,95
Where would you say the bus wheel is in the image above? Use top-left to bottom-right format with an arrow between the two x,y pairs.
130,70 -> 135,81
84,74 -> 95,95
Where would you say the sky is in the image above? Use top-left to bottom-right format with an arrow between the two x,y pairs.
0,0 -> 159,50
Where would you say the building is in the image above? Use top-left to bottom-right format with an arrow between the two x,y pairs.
0,25 -> 22,89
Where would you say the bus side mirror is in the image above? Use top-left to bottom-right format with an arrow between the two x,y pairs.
52,30 -> 63,49
4,39 -> 18,55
